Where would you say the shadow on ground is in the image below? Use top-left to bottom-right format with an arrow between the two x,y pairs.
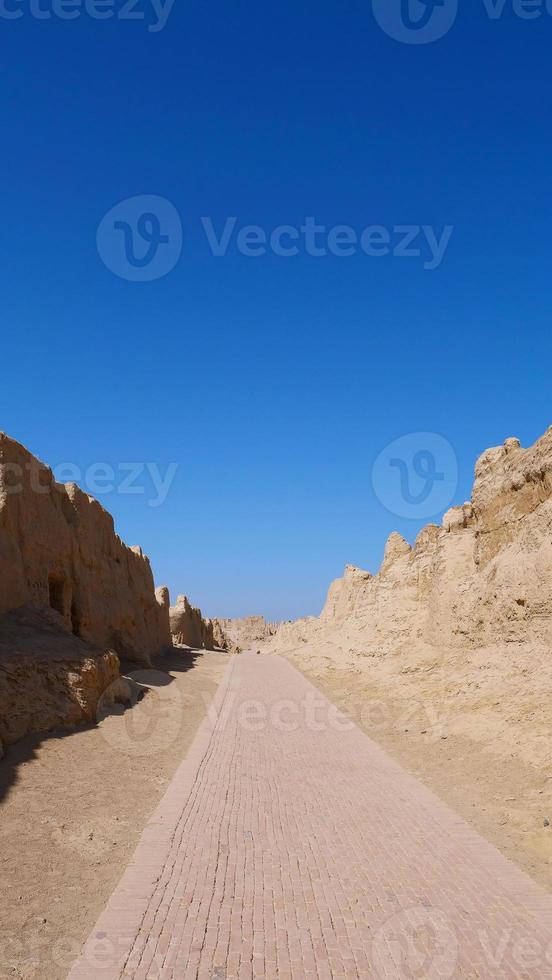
0,643 -> 211,807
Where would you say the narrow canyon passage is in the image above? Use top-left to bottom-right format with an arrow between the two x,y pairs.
69,653 -> 552,979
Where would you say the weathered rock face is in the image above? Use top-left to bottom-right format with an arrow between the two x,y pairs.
265,427 -> 552,659
170,595 -> 216,649
213,616 -> 278,652
211,618 -> 234,652
0,605 -> 124,751
155,585 -> 171,649
0,433 -> 171,665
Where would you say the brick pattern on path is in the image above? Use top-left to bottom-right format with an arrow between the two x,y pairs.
68,653 -> 552,979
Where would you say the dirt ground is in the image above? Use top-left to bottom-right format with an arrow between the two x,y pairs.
0,647 -> 229,980
289,653 -> 552,896
3,640 -> 552,979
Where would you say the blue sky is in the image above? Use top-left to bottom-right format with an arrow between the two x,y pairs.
2,1 -> 551,619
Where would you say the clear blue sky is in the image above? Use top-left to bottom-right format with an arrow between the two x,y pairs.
2,2 -> 551,620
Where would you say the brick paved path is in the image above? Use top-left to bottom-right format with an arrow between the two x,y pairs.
69,653 -> 552,979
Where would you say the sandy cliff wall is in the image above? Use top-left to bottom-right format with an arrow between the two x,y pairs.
213,616 -> 278,652
266,428 -> 552,658
170,595 -> 217,649
0,605 -> 126,754
0,433 -> 171,665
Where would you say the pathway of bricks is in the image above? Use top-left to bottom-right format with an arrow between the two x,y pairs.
69,653 -> 552,979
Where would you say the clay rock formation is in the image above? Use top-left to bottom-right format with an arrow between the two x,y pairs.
0,433 -> 171,665
211,618 -> 235,652
264,427 -> 552,659
170,595 -> 217,649
169,604 -> 273,653
0,604 -> 127,750
213,616 -> 279,652
321,565 -> 373,623
155,585 -> 171,648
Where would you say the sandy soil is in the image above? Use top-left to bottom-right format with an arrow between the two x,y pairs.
0,647 -> 229,980
287,650 -> 552,895
3,635 -> 550,978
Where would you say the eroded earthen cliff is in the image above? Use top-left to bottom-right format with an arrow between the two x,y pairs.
266,427 -> 552,658
0,605 -> 126,755
213,616 -> 278,652
170,594 -> 218,649
0,433 -> 171,663
0,432 -> 171,748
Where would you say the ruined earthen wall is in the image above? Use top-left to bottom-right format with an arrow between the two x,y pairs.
0,433 -> 171,664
